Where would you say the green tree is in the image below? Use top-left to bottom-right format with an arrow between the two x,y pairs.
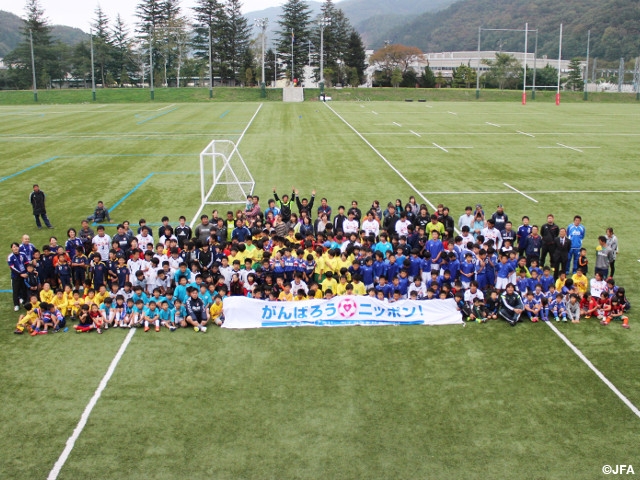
391,67 -> 402,88
482,52 -> 521,90
564,58 -> 584,91
220,0 -> 251,85
422,62 -> 436,88
5,0 -> 56,89
136,0 -> 167,86
192,0 -> 226,86
111,14 -> 136,86
452,63 -> 476,88
276,0 -> 312,83
344,30 -> 366,85
91,6 -> 113,87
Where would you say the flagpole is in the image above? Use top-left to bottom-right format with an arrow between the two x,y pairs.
291,28 -> 294,83
556,23 -> 562,106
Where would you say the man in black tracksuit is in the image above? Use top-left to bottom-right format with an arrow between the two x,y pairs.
499,283 -> 524,326
29,184 -> 53,229
540,214 -> 560,268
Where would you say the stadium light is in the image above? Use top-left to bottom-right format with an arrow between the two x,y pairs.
318,17 -> 331,89
89,28 -> 96,101
29,30 -> 37,102
255,18 -> 268,88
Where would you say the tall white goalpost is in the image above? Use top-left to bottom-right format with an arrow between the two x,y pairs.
193,139 -> 255,226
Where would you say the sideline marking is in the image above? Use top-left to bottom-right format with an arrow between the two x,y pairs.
189,103 -> 263,228
432,143 -> 449,153
410,130 -> 421,137
503,183 -> 539,203
544,321 -> 640,420
135,107 -> 178,125
516,130 -> 535,138
47,328 -> 137,480
486,122 -> 501,128
371,111 -> 379,115
0,156 -> 58,183
393,122 -> 402,127
557,143 -> 583,153
448,111 -> 457,116
323,103 -> 437,211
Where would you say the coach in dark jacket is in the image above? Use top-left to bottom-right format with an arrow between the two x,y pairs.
552,228 -> 571,279
29,184 -> 53,229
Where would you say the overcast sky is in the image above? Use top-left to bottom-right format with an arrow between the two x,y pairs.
0,0 -> 286,31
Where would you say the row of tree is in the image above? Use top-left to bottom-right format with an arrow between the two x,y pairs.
2,0 -> 367,90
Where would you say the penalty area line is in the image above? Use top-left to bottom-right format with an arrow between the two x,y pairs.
323,102 -> 437,212
503,183 -> 538,203
544,321 -> 640,420
47,328 -> 137,480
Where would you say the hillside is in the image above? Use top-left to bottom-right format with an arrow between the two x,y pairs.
375,0 -> 640,61
0,10 -> 88,57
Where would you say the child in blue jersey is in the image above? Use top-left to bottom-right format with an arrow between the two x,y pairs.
397,270 -> 410,297
516,270 -> 529,296
551,293 -> 567,322
523,291 -> 540,322
173,299 -> 187,327
360,257 -> 375,289
199,284 -> 212,308
143,300 -> 161,332
459,253 -> 475,290
539,297 -> 550,322
386,255 -> 400,283
282,249 -> 297,282
494,254 -> 514,292
474,249 -> 488,292
110,295 -> 127,328
426,230 -> 444,272
374,276 -> 393,300
372,252 -> 388,285
159,300 -> 177,331
527,270 -> 541,294
100,297 -> 114,329
539,267 -> 554,292
130,299 -> 145,327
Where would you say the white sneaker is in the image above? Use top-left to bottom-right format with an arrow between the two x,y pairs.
14,305 -> 20,311
200,326 -> 207,333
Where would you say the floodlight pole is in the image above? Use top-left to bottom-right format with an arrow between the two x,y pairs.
291,28 -> 295,83
556,23 -> 562,106
584,30 -> 590,101
319,17 -> 331,93
29,30 -> 38,102
208,25 -> 213,98
532,30 -> 538,100
255,18 -> 268,96
149,28 -> 155,100
522,23 -> 528,105
475,26 -> 481,99
90,28 -> 96,101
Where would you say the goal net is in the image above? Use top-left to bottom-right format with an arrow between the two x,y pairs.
199,139 -> 255,208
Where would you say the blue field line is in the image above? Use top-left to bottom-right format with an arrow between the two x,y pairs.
135,107 -> 179,125
220,109 -> 231,119
107,171 -> 200,214
58,154 -> 197,158
0,289 -> 11,293
0,156 -> 58,183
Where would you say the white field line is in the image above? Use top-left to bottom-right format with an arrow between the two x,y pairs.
47,328 -> 137,480
156,103 -> 177,111
410,130 -> 421,137
432,143 -> 449,153
421,190 -> 640,195
486,122 -> 501,127
448,111 -> 457,116
503,183 -> 539,203
424,105 -> 433,108
371,111 -> 378,115
393,122 -> 402,127
323,102 -> 437,211
516,130 -> 535,138
557,143 -> 583,153
189,103 -> 263,229
407,146 -> 473,150
544,321 -> 640,420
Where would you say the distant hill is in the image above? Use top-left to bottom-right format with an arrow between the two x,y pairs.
375,0 -> 640,61
0,10 -> 88,57
244,0 -> 457,49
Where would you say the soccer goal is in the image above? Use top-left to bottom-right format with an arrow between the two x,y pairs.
199,139 -> 255,208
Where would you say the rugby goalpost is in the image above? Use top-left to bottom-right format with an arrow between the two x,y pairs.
198,138 -> 255,208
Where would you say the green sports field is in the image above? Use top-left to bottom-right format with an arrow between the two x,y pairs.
1,97 -> 639,479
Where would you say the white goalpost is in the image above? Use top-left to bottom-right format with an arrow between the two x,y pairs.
198,138 -> 255,207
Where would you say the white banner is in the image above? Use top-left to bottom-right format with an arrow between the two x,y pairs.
222,296 -> 463,329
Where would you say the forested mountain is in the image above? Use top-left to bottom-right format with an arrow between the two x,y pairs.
373,0 -> 640,61
0,10 -> 87,57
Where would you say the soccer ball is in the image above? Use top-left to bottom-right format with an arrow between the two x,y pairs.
337,298 -> 358,319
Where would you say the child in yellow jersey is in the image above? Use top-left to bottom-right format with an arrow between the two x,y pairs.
40,282 -> 54,304
14,303 -> 38,334
336,275 -> 349,296
324,250 -> 338,275
28,294 -> 40,310
209,295 -> 224,326
320,271 -> 338,295
351,277 -> 367,296
94,285 -> 110,306
64,284 -> 74,306
308,282 -> 323,299
52,289 -> 68,316
69,290 -> 85,317
336,252 -> 352,273
84,288 -> 97,308
571,269 -> 589,297
278,284 -> 294,302
293,288 -> 308,301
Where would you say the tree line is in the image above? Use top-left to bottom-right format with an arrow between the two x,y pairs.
1,0 -> 367,90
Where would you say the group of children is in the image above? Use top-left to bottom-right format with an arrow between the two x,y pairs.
10,195 -> 631,334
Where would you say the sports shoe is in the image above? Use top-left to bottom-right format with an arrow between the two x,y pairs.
144,326 -> 150,332
155,326 -> 160,332
200,326 -> 207,333
113,323 -> 119,328
170,326 -> 176,332
561,318 -> 567,322
600,320 -> 608,326
14,305 -> 19,312
14,329 -> 23,334
104,324 -> 109,330
38,330 -> 48,335
622,324 -> 630,329
554,317 -> 560,322
194,326 -> 200,332
47,225 -> 54,229
97,328 -> 102,334
532,317 -> 538,323
31,329 -> 39,336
